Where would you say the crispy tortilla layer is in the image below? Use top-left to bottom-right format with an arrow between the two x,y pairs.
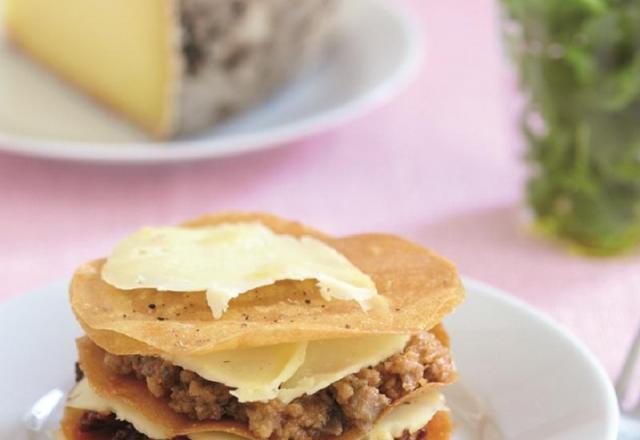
78,336 -> 452,440
59,408 -> 452,440
71,212 -> 464,356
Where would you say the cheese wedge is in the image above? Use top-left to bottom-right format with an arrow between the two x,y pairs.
4,0 -> 337,138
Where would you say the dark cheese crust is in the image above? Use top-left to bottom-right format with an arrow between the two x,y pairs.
101,331 -> 454,440
176,0 -> 338,135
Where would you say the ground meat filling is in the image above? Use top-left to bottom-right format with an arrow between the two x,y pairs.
103,332 -> 454,440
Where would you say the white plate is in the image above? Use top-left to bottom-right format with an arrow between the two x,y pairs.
0,278 -> 618,439
0,0 -> 422,163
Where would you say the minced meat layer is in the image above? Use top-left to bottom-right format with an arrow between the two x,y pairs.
77,410 -> 431,440
103,332 -> 454,440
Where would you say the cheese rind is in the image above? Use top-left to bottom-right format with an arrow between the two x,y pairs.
101,223 -> 379,319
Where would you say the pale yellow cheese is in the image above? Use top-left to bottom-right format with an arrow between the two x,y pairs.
101,223 -> 379,319
4,0 -> 176,137
66,379 -> 109,413
67,379 -> 171,439
365,391 -> 447,440
66,379 -> 446,440
174,342 -> 307,402
277,334 -> 410,403
67,379 -> 243,440
166,334 -> 407,403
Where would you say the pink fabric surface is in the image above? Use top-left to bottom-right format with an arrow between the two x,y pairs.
0,0 -> 638,379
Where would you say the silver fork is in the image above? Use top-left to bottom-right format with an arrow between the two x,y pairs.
616,325 -> 640,440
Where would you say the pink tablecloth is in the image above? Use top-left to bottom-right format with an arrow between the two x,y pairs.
0,0 -> 638,378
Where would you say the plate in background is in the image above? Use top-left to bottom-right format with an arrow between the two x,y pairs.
0,278 -> 618,439
0,0 -> 423,163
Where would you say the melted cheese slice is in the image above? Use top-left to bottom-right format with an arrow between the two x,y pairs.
174,342 -> 307,402
66,379 -> 446,440
366,391 -> 446,440
67,379 -> 171,439
167,334 -> 407,403
277,334 -> 409,403
102,223 -> 378,318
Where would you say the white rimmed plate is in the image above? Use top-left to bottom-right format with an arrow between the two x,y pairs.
0,0 -> 422,164
0,278 -> 618,439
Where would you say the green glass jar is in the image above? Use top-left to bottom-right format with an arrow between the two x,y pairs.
501,0 -> 640,255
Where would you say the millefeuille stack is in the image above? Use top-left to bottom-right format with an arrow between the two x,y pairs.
56,213 -> 464,440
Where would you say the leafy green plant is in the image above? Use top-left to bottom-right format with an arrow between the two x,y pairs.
501,0 -> 640,255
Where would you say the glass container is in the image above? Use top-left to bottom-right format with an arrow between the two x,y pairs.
501,0 -> 640,255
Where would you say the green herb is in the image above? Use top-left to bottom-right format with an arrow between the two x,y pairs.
501,0 -> 640,255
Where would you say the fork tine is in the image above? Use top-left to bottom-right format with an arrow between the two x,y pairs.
616,325 -> 640,410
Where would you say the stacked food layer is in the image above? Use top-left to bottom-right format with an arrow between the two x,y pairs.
57,213 -> 464,440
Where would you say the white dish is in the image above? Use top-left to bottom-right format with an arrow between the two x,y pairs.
0,0 -> 422,164
0,278 -> 618,439
444,280 -> 618,439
